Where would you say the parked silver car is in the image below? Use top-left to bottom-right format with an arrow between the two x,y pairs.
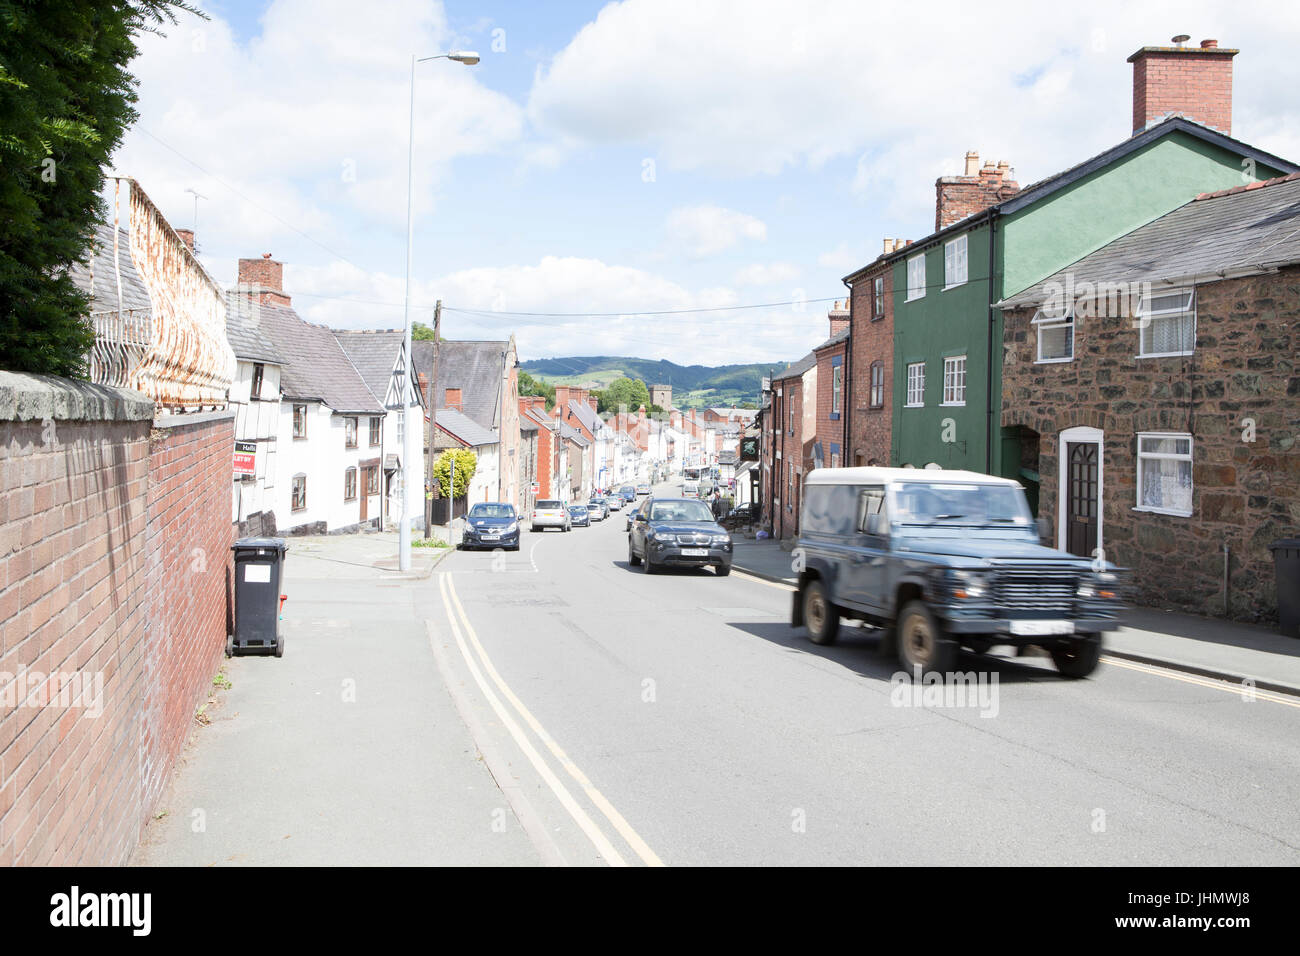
530,499 -> 571,532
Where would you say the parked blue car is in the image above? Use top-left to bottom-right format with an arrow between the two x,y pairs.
460,502 -> 520,551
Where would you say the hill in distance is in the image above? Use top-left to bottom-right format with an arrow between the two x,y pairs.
521,355 -> 794,409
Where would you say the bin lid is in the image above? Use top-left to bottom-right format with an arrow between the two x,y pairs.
1270,539 -> 1300,551
233,536 -> 289,553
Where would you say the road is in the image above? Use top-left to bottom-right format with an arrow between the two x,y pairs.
134,483 -> 1300,867
419,483 -> 1300,866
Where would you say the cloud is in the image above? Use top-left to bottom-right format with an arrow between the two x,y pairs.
733,261 -> 801,286
664,205 -> 766,257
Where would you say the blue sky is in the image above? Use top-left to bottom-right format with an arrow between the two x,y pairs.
112,0 -> 1300,366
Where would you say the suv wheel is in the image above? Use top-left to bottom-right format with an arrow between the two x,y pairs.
803,580 -> 840,645
897,600 -> 958,676
1050,636 -> 1102,678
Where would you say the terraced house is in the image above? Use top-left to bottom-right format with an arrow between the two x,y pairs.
855,39 -> 1295,491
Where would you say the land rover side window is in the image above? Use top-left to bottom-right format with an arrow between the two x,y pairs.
856,486 -> 888,535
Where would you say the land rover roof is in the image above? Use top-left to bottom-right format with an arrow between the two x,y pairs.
804,467 -> 1022,488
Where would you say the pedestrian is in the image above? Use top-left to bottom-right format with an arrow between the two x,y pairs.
711,490 -> 725,520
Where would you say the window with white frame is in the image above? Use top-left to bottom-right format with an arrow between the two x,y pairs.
942,356 -> 966,405
345,416 -> 358,448
1136,289 -> 1195,357
869,361 -> 884,408
905,362 -> 925,407
907,254 -> 925,301
831,364 -> 842,416
873,276 -> 884,318
1137,433 -> 1193,515
944,235 -> 968,289
292,404 -> 307,439
1034,308 -> 1075,362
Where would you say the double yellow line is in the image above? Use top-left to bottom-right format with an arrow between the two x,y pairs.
435,572 -> 665,866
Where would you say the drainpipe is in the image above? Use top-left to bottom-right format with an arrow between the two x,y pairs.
985,211 -> 999,475
1223,540 -> 1231,616
842,280 -> 852,464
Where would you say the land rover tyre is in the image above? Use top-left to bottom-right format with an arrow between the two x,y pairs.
1050,636 -> 1102,678
803,580 -> 840,645
628,541 -> 642,567
897,600 -> 958,676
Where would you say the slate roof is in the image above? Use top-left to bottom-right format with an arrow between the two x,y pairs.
334,330 -> 405,406
223,292 -> 286,364
1000,172 -> 1300,310
255,304 -> 383,414
411,340 -> 508,431
563,398 -> 603,436
435,407 -> 498,447
771,352 -> 816,383
69,224 -> 153,314
560,422 -> 590,446
812,327 -> 850,352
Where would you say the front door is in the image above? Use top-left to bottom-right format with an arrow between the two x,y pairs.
1065,442 -> 1098,558
359,464 -> 378,522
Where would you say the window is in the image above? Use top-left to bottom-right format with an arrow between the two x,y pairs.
856,486 -> 888,535
831,363 -> 843,417
369,417 -> 382,446
789,406 -> 795,435
907,254 -> 926,301
942,356 -> 966,405
1136,289 -> 1195,357
365,466 -> 379,496
787,462 -> 793,511
906,362 -> 926,407
873,277 -> 885,318
944,235 -> 968,289
1034,308 -> 1075,362
344,467 -> 357,501
397,411 -> 404,447
292,474 -> 307,511
869,362 -> 885,408
251,363 -> 264,401
1137,433 -> 1193,516
292,404 -> 307,439
345,416 -> 358,448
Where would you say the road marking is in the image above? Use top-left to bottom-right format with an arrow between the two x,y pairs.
731,568 -> 795,591
436,573 -> 629,866
1102,656 -> 1300,708
445,573 -> 666,867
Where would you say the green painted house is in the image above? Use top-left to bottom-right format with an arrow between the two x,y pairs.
879,117 -> 1294,497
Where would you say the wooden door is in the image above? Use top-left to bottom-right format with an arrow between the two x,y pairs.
1066,442 -> 1098,557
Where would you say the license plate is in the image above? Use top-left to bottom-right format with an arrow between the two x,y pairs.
681,548 -> 709,557
1010,620 -> 1075,636
481,534 -> 499,540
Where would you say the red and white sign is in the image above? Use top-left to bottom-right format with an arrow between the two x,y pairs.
233,440 -> 257,476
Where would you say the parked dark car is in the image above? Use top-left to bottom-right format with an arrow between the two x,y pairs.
568,504 -> 591,528
719,502 -> 760,531
461,502 -> 520,551
618,484 -> 637,504
628,496 -> 732,575
790,467 -> 1123,677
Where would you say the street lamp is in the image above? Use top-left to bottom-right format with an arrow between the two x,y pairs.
400,50 -> 479,571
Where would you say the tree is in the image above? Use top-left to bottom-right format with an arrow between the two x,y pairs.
0,0 -> 202,377
518,370 -> 555,409
412,321 -> 439,341
432,448 -> 477,499
594,376 -> 650,413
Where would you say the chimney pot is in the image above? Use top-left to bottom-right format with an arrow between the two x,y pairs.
964,151 -> 980,176
1201,38 -> 1218,49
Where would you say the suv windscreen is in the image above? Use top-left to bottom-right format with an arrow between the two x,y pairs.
469,504 -> 515,518
893,482 -> 1032,527
650,500 -> 714,522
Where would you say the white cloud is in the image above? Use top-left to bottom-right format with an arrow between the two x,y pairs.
733,261 -> 801,286
664,205 -> 766,257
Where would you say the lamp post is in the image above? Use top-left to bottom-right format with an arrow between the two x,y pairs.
400,49 -> 479,571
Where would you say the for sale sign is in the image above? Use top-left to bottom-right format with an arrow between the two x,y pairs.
233,440 -> 257,476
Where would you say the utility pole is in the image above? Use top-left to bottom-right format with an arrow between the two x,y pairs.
425,299 -> 441,537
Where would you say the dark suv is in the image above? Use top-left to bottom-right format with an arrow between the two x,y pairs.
790,468 -> 1123,678
628,496 -> 733,575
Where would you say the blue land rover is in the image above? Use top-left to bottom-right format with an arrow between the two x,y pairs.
791,467 -> 1123,678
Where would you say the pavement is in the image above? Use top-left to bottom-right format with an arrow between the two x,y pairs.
729,535 -> 1300,697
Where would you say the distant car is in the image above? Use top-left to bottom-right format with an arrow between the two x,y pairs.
568,504 -> 590,528
461,502 -> 520,551
618,485 -> 637,504
606,495 -> 623,512
636,482 -> 650,496
627,496 -> 732,576
682,480 -> 699,498
587,499 -> 608,521
530,499 -> 571,532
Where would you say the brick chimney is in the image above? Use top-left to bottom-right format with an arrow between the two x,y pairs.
828,299 -> 850,336
1128,37 -> 1237,136
237,254 -> 291,307
175,228 -> 195,252
934,151 -> 1020,231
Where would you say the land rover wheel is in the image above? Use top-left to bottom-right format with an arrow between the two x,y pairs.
1050,636 -> 1102,678
897,601 -> 958,676
803,580 -> 840,645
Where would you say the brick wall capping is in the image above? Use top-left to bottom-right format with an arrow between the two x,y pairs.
0,371 -> 154,422
151,408 -> 236,430
1127,46 -> 1239,62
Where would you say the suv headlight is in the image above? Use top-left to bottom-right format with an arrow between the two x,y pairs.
950,570 -> 988,599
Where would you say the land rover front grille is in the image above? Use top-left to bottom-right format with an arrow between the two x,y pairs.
993,571 -> 1077,611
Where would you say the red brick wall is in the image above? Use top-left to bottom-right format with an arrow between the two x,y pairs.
0,395 -> 234,866
814,341 -> 847,466
140,415 -> 235,816
236,255 -> 291,307
774,377 -> 804,541
849,261 -> 894,466
1130,44 -> 1235,135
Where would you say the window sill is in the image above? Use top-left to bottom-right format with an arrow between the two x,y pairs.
905,294 -> 925,303
1136,352 -> 1195,360
1132,505 -> 1192,518
869,404 -> 884,411
904,403 -> 923,409
942,281 -> 967,292
1035,356 -> 1074,365
293,436 -> 307,441
940,401 -> 966,407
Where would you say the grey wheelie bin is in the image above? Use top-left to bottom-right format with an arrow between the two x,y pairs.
1271,539 -> 1300,638
229,537 -> 289,657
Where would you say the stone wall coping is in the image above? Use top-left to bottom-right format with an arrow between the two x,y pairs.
0,371 -> 155,423
152,409 -> 235,430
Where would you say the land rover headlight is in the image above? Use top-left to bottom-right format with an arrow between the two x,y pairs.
950,570 -> 988,599
1079,572 -> 1119,599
